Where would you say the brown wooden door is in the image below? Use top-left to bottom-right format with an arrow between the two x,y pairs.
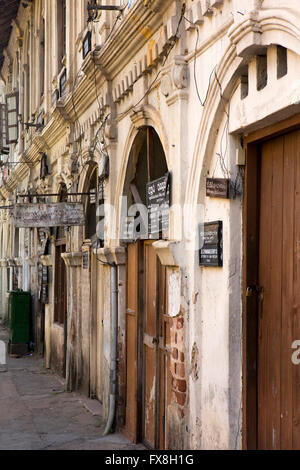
125,242 -> 171,448
125,243 -> 139,442
143,242 -> 158,448
258,130 -> 300,449
142,242 -> 170,449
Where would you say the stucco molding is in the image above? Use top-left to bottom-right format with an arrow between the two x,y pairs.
61,252 -> 83,268
229,9 -> 300,58
114,104 -> 170,243
153,240 -> 180,267
40,255 -> 53,267
96,246 -> 126,266
25,257 -> 35,267
186,9 -> 300,210
129,98 -> 173,141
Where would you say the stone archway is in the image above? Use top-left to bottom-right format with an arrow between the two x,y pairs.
184,9 -> 300,450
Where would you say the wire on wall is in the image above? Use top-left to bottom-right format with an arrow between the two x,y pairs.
183,15 -> 244,198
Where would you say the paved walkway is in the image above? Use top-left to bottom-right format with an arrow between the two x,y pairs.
0,325 -> 144,450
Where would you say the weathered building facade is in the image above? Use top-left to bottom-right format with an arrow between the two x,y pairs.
1,0 -> 300,450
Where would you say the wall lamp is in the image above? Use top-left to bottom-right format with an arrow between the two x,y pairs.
18,114 -> 44,131
87,1 -> 123,22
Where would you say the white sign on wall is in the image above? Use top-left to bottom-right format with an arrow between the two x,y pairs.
168,270 -> 181,318
14,203 -> 85,228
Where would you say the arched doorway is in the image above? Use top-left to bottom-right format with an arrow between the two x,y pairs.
123,127 -> 172,449
53,184 -> 68,377
79,163 -> 103,399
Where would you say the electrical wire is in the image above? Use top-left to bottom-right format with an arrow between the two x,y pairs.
68,8 -> 127,194
183,15 -> 217,107
91,2 -> 187,149
71,2 -> 186,194
182,14 -> 242,196
86,4 -> 186,261
4,3 -> 187,263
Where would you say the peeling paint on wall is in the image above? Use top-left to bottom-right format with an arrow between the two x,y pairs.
191,342 -> 199,382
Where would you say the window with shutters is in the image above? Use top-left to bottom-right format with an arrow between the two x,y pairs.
59,69 -> 67,98
0,103 -> 7,149
57,0 -> 66,70
85,167 -> 98,243
5,92 -> 19,144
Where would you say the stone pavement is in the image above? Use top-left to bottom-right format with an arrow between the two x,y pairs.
0,325 -> 145,451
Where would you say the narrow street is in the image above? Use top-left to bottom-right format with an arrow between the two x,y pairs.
0,325 -> 144,451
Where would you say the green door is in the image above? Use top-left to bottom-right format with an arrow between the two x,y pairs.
8,291 -> 31,344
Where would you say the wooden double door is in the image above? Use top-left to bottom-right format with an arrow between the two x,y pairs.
125,241 -> 171,449
250,129 -> 300,449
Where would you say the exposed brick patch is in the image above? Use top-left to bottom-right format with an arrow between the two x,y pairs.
169,314 -> 187,415
176,379 -> 187,393
175,391 -> 186,407
172,378 -> 187,393
172,348 -> 178,360
177,363 -> 185,378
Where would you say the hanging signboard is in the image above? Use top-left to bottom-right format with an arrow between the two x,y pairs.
206,178 -> 230,199
199,221 -> 223,267
146,173 -> 171,238
82,251 -> 89,270
41,266 -> 49,304
13,203 -> 85,228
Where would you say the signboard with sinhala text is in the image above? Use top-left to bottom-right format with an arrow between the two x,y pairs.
13,203 -> 85,228
146,173 -> 171,239
199,221 -> 223,267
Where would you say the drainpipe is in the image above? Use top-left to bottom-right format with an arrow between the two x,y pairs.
103,262 -> 118,436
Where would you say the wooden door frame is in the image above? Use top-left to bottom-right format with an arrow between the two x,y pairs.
243,113 -> 300,449
125,240 -> 169,449
141,240 -> 161,449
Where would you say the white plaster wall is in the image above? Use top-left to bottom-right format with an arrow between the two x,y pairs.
187,110 -> 243,449
230,49 -> 300,134
2,0 -> 300,450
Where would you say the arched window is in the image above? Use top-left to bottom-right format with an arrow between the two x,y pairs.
85,166 -> 98,243
123,126 -> 168,240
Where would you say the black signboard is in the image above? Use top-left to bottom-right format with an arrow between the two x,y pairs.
41,266 -> 49,304
199,221 -> 223,267
206,178 -> 229,199
83,31 -> 92,59
41,284 -> 49,305
42,266 -> 48,284
83,251 -> 89,269
146,173 -> 171,238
